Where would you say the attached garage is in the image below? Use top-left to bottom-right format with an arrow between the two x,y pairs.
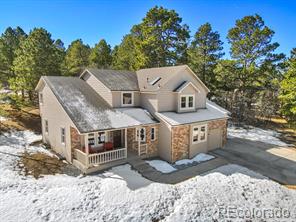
208,127 -> 223,151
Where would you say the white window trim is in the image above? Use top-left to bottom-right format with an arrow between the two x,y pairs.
121,92 -> 134,107
60,127 -> 66,145
151,127 -> 156,141
180,94 -> 195,110
136,127 -> 146,142
39,92 -> 43,105
44,119 -> 48,135
87,132 -> 108,147
192,124 -> 207,144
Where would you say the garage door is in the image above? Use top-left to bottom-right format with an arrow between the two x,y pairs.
208,128 -> 222,151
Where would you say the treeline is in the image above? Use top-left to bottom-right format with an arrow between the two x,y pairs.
0,6 -> 295,122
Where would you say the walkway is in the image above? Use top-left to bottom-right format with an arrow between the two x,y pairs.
127,154 -> 228,184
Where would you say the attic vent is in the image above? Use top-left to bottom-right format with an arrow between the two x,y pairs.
149,77 -> 161,86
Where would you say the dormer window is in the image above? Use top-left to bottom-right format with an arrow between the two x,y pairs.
180,95 -> 195,110
121,92 -> 134,106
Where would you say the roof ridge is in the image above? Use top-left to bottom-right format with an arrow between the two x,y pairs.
137,64 -> 187,71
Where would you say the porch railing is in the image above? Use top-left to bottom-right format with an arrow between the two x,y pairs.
139,144 -> 147,156
88,148 -> 127,166
74,149 -> 88,166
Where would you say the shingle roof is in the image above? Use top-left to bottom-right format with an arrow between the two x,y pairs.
136,65 -> 187,92
43,76 -> 156,133
85,68 -> 139,91
173,81 -> 188,92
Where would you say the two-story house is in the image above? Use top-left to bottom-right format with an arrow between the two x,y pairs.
35,65 -> 229,173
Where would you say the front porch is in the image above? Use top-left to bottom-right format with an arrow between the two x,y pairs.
71,127 -> 156,173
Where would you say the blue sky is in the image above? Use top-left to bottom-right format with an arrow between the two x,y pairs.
1,0 -> 295,57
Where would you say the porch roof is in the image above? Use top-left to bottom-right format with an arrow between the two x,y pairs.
155,100 -> 230,126
43,76 -> 157,133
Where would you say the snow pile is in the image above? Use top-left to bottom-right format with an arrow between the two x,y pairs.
147,153 -> 215,172
228,125 -> 292,146
1,131 -> 296,221
0,116 -> 8,122
146,160 -> 177,173
0,89 -> 12,94
175,153 -> 214,166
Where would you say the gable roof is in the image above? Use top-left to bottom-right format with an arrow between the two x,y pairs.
136,65 -> 186,92
173,81 -> 200,93
136,65 -> 210,93
42,76 -> 156,133
83,68 -> 139,91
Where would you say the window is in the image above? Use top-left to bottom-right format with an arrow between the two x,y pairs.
188,96 -> 194,108
180,95 -> 195,110
44,120 -> 48,134
151,127 -> 156,141
88,133 -> 95,148
39,93 -> 43,104
87,132 -> 108,148
97,132 -> 105,145
192,124 -> 207,144
136,128 -> 146,142
61,127 -> 65,144
181,97 -> 186,108
121,92 -> 133,106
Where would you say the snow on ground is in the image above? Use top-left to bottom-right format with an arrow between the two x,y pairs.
146,153 -> 215,172
228,125 -> 292,146
0,116 -> 9,121
0,89 -> 12,94
175,153 -> 214,166
1,131 -> 296,221
146,160 -> 177,173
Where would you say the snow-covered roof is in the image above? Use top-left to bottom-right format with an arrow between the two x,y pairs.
43,76 -> 156,133
115,108 -> 158,125
156,101 -> 229,126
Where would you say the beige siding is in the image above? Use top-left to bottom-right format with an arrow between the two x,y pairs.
39,84 -> 77,162
140,93 -> 158,114
84,72 -> 113,106
160,69 -> 207,109
158,120 -> 172,162
157,92 -> 176,112
112,91 -> 140,108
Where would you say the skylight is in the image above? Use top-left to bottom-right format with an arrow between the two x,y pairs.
149,77 -> 161,86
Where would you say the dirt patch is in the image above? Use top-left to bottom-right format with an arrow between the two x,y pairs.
16,152 -> 77,179
0,103 -> 41,133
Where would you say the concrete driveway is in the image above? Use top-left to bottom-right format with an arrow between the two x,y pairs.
211,137 -> 296,185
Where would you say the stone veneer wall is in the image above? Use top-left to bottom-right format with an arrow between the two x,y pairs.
208,119 -> 228,146
171,125 -> 190,162
127,128 -> 138,152
126,125 -> 159,157
171,119 -> 228,162
145,125 -> 158,156
70,127 -> 81,162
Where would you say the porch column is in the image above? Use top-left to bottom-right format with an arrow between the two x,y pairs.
84,134 -> 89,168
137,128 -> 140,156
124,128 -> 127,148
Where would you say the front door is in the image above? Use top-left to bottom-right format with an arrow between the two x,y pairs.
113,130 -> 122,148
